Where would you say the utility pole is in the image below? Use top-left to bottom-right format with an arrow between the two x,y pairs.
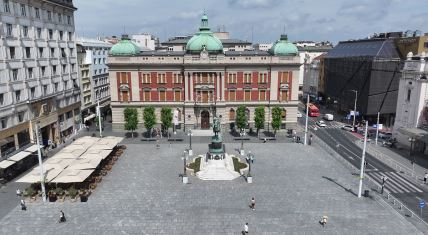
35,122 -> 46,202
304,94 -> 309,145
358,121 -> 368,198
97,100 -> 102,138
352,90 -> 358,128
375,112 -> 380,145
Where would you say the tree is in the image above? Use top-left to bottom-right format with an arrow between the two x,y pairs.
160,107 -> 173,133
254,106 -> 265,135
143,107 -> 156,137
271,106 -> 282,135
124,108 -> 138,138
236,105 -> 247,131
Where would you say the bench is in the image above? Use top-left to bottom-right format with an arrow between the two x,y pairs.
234,137 -> 251,141
141,138 -> 157,142
168,138 -> 184,142
260,136 -> 276,141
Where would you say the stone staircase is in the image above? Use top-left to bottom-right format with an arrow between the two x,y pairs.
196,155 -> 241,180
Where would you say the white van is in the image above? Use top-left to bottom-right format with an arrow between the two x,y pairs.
323,114 -> 334,121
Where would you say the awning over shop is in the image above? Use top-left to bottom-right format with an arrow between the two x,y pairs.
16,168 -> 63,183
51,169 -> 94,183
83,114 -> 96,123
8,151 -> 32,162
0,160 -> 16,169
24,145 -> 44,153
83,149 -> 112,160
68,157 -> 103,170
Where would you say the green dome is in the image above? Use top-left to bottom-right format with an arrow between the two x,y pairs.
269,35 -> 298,56
110,35 -> 140,56
186,14 -> 223,54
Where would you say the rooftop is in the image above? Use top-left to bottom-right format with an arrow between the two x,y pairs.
326,39 -> 400,59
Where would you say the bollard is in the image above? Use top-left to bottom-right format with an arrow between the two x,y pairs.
393,199 -> 395,205
387,194 -> 390,200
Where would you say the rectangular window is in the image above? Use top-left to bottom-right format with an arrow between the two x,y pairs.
15,90 -> 21,102
406,89 -> 411,101
54,82 -> 58,92
1,118 -> 7,129
228,73 -> 237,83
0,93 -> 3,105
25,47 -> 31,58
121,91 -> 129,102
244,90 -> 251,101
424,42 -> 428,48
48,29 -> 53,39
4,0 -> 10,13
57,13 -> 62,23
38,47 -> 43,57
62,64 -> 66,73
9,47 -> 15,59
157,74 -> 166,84
244,73 -> 252,84
43,85 -> 48,95
47,11 -> 52,21
281,90 -> 289,101
120,72 -> 128,83
281,72 -> 289,83
64,80 -> 68,89
18,112 -> 24,123
12,69 -> 18,81
159,90 -> 166,101
142,73 -> 150,83
68,32 -> 72,41
20,4 -> 26,16
174,90 -> 181,101
28,68 -> 33,79
35,8 -> 40,18
37,28 -> 42,38
41,66 -> 46,76
67,15 -> 71,25
259,90 -> 266,101
53,65 -> 57,75
229,90 -> 236,101
30,87 -> 35,98
6,23 -> 12,36
23,26 -> 28,37
71,64 -> 75,72
143,89 -> 150,101
70,48 -> 74,56
50,48 -> 55,57
59,31 -> 63,40
258,73 -> 267,83
61,48 -> 66,57
173,74 -> 182,83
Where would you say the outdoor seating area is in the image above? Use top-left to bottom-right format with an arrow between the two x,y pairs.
16,136 -> 125,202
0,145 -> 44,183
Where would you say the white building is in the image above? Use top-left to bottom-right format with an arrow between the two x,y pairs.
393,52 -> 428,152
302,54 -> 324,98
76,38 -> 112,123
0,0 -> 79,157
131,33 -> 157,51
254,43 -> 273,52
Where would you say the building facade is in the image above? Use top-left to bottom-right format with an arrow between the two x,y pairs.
0,0 -> 79,157
131,33 -> 157,51
76,38 -> 112,123
302,54 -> 325,99
393,52 -> 428,152
108,14 -> 301,133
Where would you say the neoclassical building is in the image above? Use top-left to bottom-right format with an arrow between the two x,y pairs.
108,14 -> 301,132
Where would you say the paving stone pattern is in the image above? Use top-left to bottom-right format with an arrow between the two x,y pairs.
0,142 -> 424,234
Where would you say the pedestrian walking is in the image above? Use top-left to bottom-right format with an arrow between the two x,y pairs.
309,134 -> 313,145
319,215 -> 328,227
16,188 -> 22,197
381,176 -> 388,194
250,197 -> 255,210
243,222 -> 249,234
20,199 -> 26,211
59,210 -> 66,223
424,173 -> 428,184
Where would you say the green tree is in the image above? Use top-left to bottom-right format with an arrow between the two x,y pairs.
160,107 -> 173,133
143,107 -> 156,137
124,108 -> 138,138
254,106 -> 265,135
236,105 -> 247,131
271,106 -> 282,135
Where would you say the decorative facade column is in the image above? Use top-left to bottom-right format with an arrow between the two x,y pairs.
185,72 -> 189,101
220,72 -> 225,101
190,73 -> 194,101
216,72 -> 220,101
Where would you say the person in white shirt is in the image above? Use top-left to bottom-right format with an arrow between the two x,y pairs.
244,223 -> 249,234
16,189 -> 22,197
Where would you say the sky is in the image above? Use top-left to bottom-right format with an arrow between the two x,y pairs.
74,0 -> 427,44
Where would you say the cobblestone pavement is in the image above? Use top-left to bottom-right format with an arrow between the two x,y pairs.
0,141 -> 424,234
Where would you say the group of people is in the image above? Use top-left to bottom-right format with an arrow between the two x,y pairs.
17,188 -> 66,223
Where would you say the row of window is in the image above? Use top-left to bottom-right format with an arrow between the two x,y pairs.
7,46 -> 74,59
93,58 -> 107,65
7,64 -> 76,81
2,0 -> 73,25
94,76 -> 109,87
0,111 -> 25,130
4,23 -> 74,41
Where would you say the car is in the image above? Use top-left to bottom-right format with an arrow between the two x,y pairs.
316,120 -> 326,127
341,125 -> 354,131
323,114 -> 334,121
297,112 -> 303,118
378,132 -> 392,140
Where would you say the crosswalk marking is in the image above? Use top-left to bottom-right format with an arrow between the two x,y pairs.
366,171 -> 422,194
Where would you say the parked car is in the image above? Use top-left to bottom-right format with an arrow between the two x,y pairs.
341,125 -> 354,131
316,120 -> 327,127
297,112 -> 303,118
323,114 -> 334,121
378,132 -> 392,140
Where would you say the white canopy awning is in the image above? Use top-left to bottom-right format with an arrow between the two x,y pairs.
8,151 -> 32,162
50,152 -> 78,159
24,145 -> 44,153
83,114 -> 96,123
68,157 -> 103,170
0,160 -> 16,169
51,169 -> 94,183
83,149 -> 112,160
43,158 -> 75,169
16,168 -> 63,183
59,148 -> 86,158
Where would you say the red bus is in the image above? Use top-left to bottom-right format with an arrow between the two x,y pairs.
307,103 -> 320,117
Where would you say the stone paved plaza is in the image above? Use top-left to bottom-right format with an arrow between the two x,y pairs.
0,141 -> 424,234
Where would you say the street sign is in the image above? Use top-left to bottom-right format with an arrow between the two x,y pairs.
350,111 -> 360,116
419,200 -> 426,208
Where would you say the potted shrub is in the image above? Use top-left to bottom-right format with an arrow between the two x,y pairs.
55,187 -> 65,202
24,187 -> 37,202
48,190 -> 57,202
68,186 -> 78,202
79,190 -> 88,202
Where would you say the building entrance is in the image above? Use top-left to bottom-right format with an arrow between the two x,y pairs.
201,110 -> 210,129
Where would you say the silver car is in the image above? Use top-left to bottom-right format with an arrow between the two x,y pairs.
341,125 -> 353,131
316,120 -> 327,127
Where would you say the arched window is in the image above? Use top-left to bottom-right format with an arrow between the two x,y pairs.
229,108 -> 235,121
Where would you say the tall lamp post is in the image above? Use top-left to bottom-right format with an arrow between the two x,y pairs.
409,137 -> 416,176
181,150 -> 188,184
187,129 -> 193,156
240,129 -> 246,155
349,90 -> 358,129
304,94 -> 309,145
97,100 -> 103,138
246,151 -> 255,177
358,121 -> 368,198
35,122 -> 46,202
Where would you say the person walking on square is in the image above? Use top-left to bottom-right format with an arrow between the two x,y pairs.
250,197 -> 255,211
16,188 -> 22,197
59,210 -> 66,223
20,199 -> 26,211
243,222 -> 249,234
309,134 -> 313,145
320,215 -> 328,227
424,172 -> 428,184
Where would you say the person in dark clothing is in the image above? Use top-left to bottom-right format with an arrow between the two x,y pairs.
59,210 -> 66,223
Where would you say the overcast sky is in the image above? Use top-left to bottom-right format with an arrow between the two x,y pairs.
74,0 -> 427,44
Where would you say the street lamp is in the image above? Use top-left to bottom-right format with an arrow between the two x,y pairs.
409,137 -> 416,176
96,100 -> 103,138
349,90 -> 358,129
34,122 -> 46,202
240,129 -> 246,155
187,129 -> 193,156
181,150 -> 189,184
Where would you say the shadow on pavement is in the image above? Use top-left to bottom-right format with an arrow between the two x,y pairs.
322,176 -> 357,197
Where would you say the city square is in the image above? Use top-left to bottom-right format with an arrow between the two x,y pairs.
0,139 -> 423,234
